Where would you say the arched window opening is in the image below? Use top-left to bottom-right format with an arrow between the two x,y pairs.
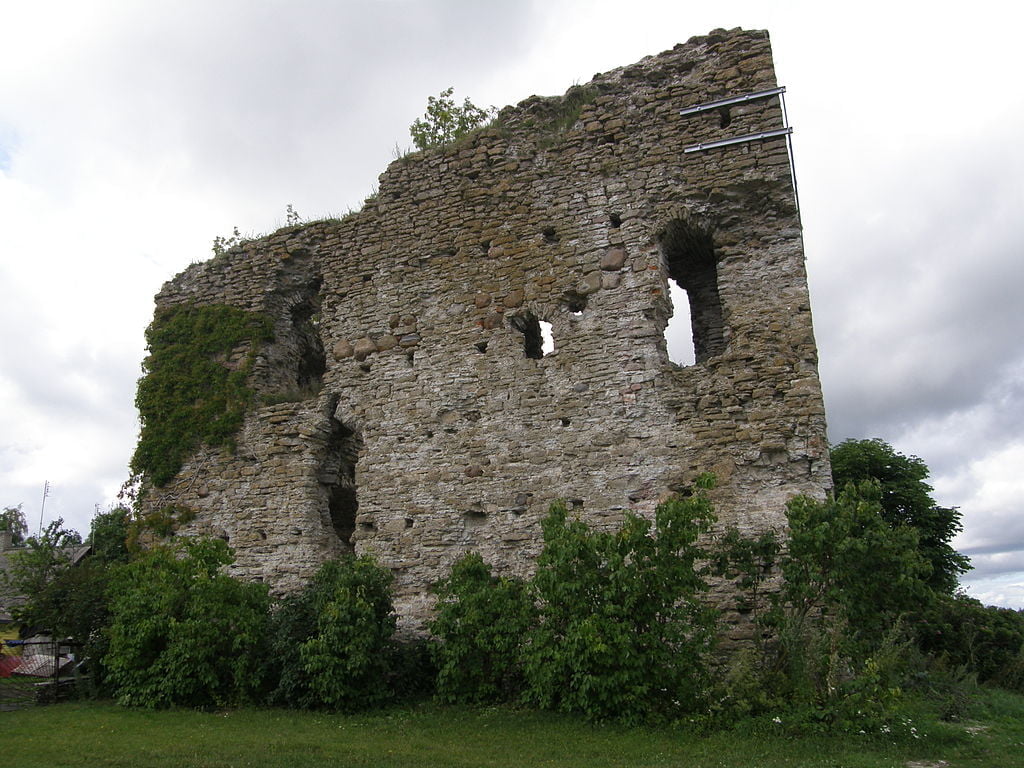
660,218 -> 725,364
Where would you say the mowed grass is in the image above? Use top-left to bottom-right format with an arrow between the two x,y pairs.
3,689 -> 1024,768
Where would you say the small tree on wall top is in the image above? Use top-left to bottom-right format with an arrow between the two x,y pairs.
409,87 -> 495,151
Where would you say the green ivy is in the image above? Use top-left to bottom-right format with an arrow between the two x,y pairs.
131,304 -> 273,487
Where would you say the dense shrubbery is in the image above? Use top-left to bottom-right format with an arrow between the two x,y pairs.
432,480 -> 718,724
523,490 -> 718,723
430,552 -> 534,704
266,556 -> 396,710
103,537 -> 270,708
6,438 -> 1022,731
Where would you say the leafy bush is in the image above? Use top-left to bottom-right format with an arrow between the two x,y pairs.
778,482 -> 931,655
267,556 -> 395,711
409,87 -> 494,151
104,537 -> 269,708
914,592 -> 1024,687
710,483 -> 934,730
522,483 -> 718,724
431,552 -> 534,704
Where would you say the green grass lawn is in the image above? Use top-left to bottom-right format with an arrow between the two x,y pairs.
3,689 -> 1023,768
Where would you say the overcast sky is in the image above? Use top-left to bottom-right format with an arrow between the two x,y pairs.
1,0 -> 1021,608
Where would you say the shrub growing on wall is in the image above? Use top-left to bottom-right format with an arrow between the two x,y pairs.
131,304 -> 273,487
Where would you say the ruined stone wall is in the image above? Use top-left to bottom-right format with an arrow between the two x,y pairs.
144,28 -> 830,632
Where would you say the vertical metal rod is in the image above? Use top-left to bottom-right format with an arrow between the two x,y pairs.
778,90 -> 802,219
37,480 -> 49,537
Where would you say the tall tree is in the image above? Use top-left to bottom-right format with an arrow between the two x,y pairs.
0,505 -> 28,546
830,438 -> 970,593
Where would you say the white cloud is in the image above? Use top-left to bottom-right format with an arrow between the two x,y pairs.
1,1 -> 1022,610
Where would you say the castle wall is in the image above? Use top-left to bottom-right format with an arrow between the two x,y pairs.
144,28 -> 830,632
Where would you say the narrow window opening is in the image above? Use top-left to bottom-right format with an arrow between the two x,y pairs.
609,212 -> 622,228
291,295 -> 326,393
540,321 -> 554,355
660,217 -> 725,364
718,107 -> 731,128
665,280 -> 696,366
510,313 -> 550,359
541,226 -> 559,244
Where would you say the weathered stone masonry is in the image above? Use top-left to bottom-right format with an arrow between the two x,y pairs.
144,28 -> 830,632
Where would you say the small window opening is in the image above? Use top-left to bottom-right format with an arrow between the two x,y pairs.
541,226 -> 559,244
510,313 -> 554,359
609,212 -> 622,228
474,341 -> 488,353
718,107 -> 731,128
660,217 -> 725,365
540,321 -> 554,355
561,290 -> 588,313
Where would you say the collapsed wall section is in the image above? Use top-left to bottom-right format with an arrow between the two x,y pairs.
141,27 -> 830,632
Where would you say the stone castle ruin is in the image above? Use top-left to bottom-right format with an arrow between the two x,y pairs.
140,27 -> 830,632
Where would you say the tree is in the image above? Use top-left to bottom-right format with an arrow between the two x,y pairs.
830,439 -> 970,593
3,518 -> 83,626
409,87 -> 495,151
0,505 -> 28,546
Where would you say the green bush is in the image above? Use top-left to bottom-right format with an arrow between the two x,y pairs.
522,484 -> 718,724
104,538 -> 269,708
430,552 -> 535,704
914,592 -> 1024,688
710,483 -> 933,731
779,482 -> 931,655
267,556 -> 395,711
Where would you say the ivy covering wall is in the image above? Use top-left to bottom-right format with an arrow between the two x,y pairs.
131,304 -> 273,486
